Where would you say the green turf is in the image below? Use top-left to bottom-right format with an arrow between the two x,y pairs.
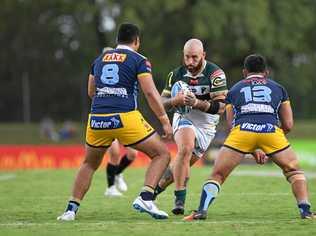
0,166 -> 315,236
290,139 -> 316,166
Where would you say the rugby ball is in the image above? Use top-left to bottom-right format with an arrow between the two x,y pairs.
171,81 -> 192,114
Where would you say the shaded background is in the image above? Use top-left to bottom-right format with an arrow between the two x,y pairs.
1,0 -> 316,124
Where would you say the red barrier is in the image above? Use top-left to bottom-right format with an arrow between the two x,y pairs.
0,144 -> 203,170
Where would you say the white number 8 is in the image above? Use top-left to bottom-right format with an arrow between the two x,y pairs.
101,64 -> 119,85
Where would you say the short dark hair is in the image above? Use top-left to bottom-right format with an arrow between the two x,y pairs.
244,54 -> 267,73
117,23 -> 140,44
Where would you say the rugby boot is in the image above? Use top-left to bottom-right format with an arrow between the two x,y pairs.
301,211 -> 316,219
183,210 -> 207,221
104,185 -> 123,197
57,211 -> 76,221
172,200 -> 185,215
299,203 -> 316,219
115,174 -> 128,192
132,196 -> 168,219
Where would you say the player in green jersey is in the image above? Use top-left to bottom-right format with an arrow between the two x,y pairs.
154,39 -> 227,215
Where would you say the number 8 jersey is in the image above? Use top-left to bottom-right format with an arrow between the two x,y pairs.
90,45 -> 152,114
226,74 -> 290,127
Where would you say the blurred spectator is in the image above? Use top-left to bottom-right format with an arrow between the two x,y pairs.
58,120 -> 77,140
40,117 -> 59,141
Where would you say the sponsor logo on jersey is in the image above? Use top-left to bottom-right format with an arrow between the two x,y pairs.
212,77 -> 226,87
96,87 -> 128,98
90,115 -> 123,129
241,103 -> 274,114
189,85 -> 210,95
210,69 -> 226,87
240,122 -> 275,133
103,53 -> 127,62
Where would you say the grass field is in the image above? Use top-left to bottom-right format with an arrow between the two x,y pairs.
1,165 -> 316,236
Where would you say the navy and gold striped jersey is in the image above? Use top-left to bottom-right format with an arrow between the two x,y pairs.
226,74 -> 289,126
90,45 -> 152,113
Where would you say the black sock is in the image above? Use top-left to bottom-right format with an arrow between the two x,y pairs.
106,163 -> 118,187
298,203 -> 311,214
153,185 -> 165,200
140,186 -> 155,201
174,189 -> 187,204
66,200 -> 80,213
116,155 -> 133,174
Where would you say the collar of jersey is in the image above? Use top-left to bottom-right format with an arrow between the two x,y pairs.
116,44 -> 134,52
184,60 -> 207,78
246,74 -> 265,79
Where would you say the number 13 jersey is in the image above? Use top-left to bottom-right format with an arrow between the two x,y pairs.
226,74 -> 290,127
90,45 -> 152,114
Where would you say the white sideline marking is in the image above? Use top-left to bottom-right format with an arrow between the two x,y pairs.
0,174 -> 16,181
232,170 -> 316,178
0,220 -> 301,227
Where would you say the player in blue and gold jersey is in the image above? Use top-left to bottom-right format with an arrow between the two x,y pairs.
57,23 -> 172,221
184,54 -> 315,221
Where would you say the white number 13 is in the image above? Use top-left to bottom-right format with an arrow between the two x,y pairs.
240,86 -> 272,102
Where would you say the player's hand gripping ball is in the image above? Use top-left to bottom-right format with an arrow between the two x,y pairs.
171,81 -> 192,114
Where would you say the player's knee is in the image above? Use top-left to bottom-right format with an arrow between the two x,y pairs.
178,145 -> 194,159
283,169 -> 306,184
83,159 -> 100,171
156,147 -> 171,163
280,157 -> 300,173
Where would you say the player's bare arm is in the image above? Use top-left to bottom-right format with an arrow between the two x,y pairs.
161,90 -> 186,111
138,74 -> 172,139
278,101 -> 294,134
225,104 -> 234,130
191,90 -> 227,115
87,74 -> 95,98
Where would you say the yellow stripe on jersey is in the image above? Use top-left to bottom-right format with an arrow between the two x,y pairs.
282,100 -> 290,104
137,72 -> 151,79
225,104 -> 232,109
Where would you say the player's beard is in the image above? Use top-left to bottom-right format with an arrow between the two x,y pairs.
185,58 -> 204,75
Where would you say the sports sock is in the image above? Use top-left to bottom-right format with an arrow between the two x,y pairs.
116,155 -> 133,174
65,200 -> 80,213
106,163 -> 118,187
154,185 -> 165,196
198,180 -> 220,212
140,185 -> 155,201
298,200 -> 311,214
174,189 -> 186,204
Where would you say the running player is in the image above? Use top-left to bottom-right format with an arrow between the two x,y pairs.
184,54 -> 315,220
154,39 -> 227,215
104,139 -> 136,196
57,23 -> 172,221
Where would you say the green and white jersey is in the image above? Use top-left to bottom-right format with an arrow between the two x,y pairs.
162,60 -> 227,129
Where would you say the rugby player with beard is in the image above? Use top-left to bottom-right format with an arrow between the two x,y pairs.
154,39 -> 228,215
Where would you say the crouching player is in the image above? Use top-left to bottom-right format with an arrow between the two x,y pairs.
184,54 -> 315,221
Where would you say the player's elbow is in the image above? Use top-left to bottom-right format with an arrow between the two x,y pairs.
282,120 -> 293,133
143,90 -> 155,100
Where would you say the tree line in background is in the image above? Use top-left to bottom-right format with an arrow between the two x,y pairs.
1,0 -> 316,123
